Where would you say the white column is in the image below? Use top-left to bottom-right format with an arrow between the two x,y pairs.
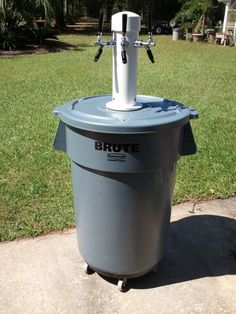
223,3 -> 229,33
234,21 -> 236,44
106,11 -> 142,111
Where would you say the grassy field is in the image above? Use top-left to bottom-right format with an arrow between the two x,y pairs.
0,35 -> 235,241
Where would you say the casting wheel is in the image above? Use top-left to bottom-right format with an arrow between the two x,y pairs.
83,262 -> 94,275
152,266 -> 158,273
117,279 -> 127,292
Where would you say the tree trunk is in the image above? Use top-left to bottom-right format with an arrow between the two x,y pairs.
55,0 -> 66,28
64,0 -> 67,17
72,0 -> 75,16
195,13 -> 204,34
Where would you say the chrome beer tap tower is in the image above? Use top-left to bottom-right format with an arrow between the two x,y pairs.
94,12 -> 155,64
94,11 -> 155,111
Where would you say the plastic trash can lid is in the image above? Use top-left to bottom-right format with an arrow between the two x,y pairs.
53,95 -> 198,134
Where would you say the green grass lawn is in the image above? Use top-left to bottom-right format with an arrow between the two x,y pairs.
0,35 -> 235,241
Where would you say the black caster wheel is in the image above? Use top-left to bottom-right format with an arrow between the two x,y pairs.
83,262 -> 94,275
151,266 -> 158,273
117,279 -> 127,292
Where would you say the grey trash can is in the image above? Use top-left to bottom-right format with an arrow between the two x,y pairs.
173,28 -> 181,41
53,94 -> 198,289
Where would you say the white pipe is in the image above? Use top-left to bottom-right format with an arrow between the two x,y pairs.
223,3 -> 229,33
234,21 -> 236,44
106,11 -> 142,111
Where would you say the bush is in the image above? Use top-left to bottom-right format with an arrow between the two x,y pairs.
0,0 -> 57,50
0,21 -> 58,50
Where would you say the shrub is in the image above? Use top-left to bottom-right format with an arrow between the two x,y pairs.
0,0 -> 56,50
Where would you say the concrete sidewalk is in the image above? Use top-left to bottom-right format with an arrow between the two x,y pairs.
1,198 -> 236,314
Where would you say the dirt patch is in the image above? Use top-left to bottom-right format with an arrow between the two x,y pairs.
0,39 -> 75,57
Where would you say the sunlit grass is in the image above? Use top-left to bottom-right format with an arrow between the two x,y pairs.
0,35 -> 235,241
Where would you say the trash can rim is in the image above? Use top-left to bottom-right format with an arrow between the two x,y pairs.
53,94 -> 197,134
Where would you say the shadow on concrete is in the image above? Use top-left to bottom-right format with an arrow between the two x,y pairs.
100,214 -> 236,290
130,214 -> 236,289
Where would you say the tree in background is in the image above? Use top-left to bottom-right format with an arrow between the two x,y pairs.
0,0 -> 55,49
174,0 -> 224,33
0,0 -> 183,50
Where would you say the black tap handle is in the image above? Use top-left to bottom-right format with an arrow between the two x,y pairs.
122,14 -> 127,34
146,48 -> 154,63
94,47 -> 103,62
98,13 -> 104,34
121,50 -> 127,64
148,12 -> 152,34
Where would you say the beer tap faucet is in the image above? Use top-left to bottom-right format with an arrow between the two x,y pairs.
134,13 -> 155,63
94,13 -> 104,62
94,13 -> 116,62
